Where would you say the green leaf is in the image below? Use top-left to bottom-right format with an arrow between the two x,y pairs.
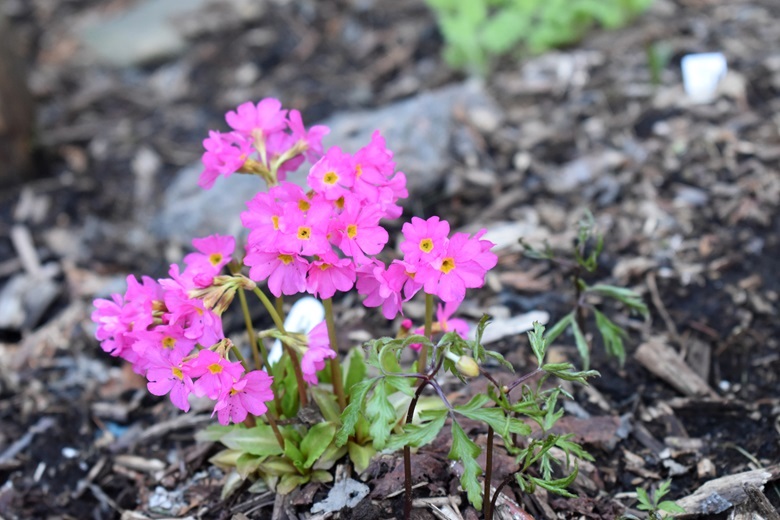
386,409 -> 448,451
544,312 -> 573,346
235,452 -> 263,479
448,421 -> 483,510
221,425 -> 285,457
570,317 -> 590,370
485,349 -> 514,371
588,284 -> 648,316
311,386 -> 342,424
344,347 -> 367,394
529,464 -> 579,497
385,375 -> 416,397
528,321 -> 548,367
348,441 -> 376,473
472,315 -> 492,362
366,380 -> 397,449
635,487 -> 651,509
310,469 -> 334,483
284,440 -> 304,466
480,8 -> 528,54
258,456 -> 298,476
300,422 -> 337,470
455,394 -> 531,439
195,424 -> 238,443
277,474 -> 309,495
593,308 -> 627,365
209,448 -> 242,470
658,501 -> 686,514
336,378 -> 377,446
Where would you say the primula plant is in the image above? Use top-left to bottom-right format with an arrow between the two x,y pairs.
92,98 -> 596,517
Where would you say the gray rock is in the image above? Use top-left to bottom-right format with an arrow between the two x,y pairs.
544,150 -> 625,195
80,0 -> 210,67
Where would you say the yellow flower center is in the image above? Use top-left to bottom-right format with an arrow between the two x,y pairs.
172,367 -> 183,380
319,263 -> 331,271
162,336 -> 176,349
208,253 -> 223,266
297,226 -> 311,240
323,171 -> 339,185
278,254 -> 293,265
271,215 -> 280,230
298,199 -> 311,211
208,363 -> 223,374
440,257 -> 455,274
419,238 -> 434,253
335,196 -> 345,210
355,164 -> 363,178
347,224 -> 358,239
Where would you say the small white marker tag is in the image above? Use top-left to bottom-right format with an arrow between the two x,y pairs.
268,296 -> 325,364
681,52 -> 727,104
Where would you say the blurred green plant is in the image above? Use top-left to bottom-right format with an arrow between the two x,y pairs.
520,212 -> 648,369
425,0 -> 654,74
623,480 -> 686,519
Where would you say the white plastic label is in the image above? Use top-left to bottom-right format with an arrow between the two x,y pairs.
681,53 -> 728,104
268,296 -> 325,364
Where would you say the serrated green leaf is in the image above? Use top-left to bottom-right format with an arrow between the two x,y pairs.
385,375 -> 416,397
593,308 -> 627,365
386,409 -> 448,451
344,347 -> 367,394
636,487 -> 650,509
366,380 -> 397,449
528,321 -> 548,367
448,421 -> 483,510
472,315 -> 492,362
570,317 -> 590,370
485,349 -> 514,371
529,464 -> 579,497
300,422 -> 337,469
455,394 -> 531,439
220,425 -> 285,457
336,378 -> 377,446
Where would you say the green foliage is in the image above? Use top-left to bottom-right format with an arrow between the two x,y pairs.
626,480 -> 686,519
522,211 -> 648,369
425,0 -> 653,74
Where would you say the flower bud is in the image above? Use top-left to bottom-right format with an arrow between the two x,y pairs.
455,355 -> 480,378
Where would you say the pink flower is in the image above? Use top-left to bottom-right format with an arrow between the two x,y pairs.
199,131 -> 253,189
301,321 -> 337,385
288,109 -> 329,163
401,216 -> 450,266
242,190 -> 285,252
212,370 -> 275,425
306,250 -> 356,299
184,234 -> 236,280
92,275 -> 162,361
437,301 -> 470,338
419,231 -> 497,303
226,99 -> 287,138
188,349 -> 245,400
331,198 -> 389,264
144,348 -> 194,412
356,260 -> 406,319
132,323 -> 196,372
244,250 -> 308,297
277,200 -> 332,256
307,147 -> 355,201
160,265 -> 225,346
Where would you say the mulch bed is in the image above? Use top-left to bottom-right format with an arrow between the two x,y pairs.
1,0 -> 779,518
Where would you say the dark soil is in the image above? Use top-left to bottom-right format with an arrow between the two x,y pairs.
1,0 -> 779,519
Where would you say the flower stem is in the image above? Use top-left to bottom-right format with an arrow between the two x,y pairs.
419,292 -> 434,372
403,379 -> 430,520
265,411 -> 286,451
285,346 -> 308,407
323,298 -> 346,411
252,287 -> 286,332
230,344 -> 250,372
484,425 -> 494,519
237,287 -> 262,370
275,296 -> 285,323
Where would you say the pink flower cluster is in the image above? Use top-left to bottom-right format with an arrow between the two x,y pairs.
92,234 -> 274,425
200,98 -> 329,189
241,131 -> 407,301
